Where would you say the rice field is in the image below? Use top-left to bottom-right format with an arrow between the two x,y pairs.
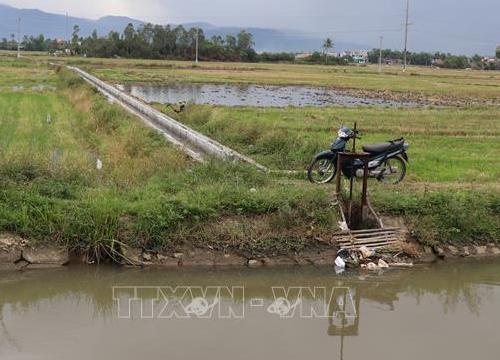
169,104 -> 500,184
0,52 -> 498,251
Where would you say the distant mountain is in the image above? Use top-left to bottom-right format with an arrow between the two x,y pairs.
183,22 -> 368,53
0,4 -> 368,52
0,4 -> 143,40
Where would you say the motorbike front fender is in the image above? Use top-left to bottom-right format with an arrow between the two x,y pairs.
313,150 -> 337,162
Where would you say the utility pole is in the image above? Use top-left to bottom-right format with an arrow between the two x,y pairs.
195,28 -> 199,64
378,36 -> 383,73
16,17 -> 21,58
403,0 -> 410,72
65,12 -> 69,44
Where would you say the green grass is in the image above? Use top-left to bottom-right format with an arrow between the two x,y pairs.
372,190 -> 500,246
0,54 -> 56,88
6,51 -> 499,101
0,64 -> 338,259
50,56 -> 500,102
0,54 -> 498,257
168,104 -> 500,184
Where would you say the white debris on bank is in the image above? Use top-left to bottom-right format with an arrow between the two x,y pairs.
335,246 -> 414,272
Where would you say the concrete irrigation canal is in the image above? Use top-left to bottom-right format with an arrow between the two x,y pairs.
66,66 -> 268,171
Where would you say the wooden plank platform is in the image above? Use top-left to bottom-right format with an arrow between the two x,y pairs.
333,227 -> 405,251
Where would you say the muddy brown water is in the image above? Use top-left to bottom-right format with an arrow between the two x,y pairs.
121,83 -> 418,108
1,260 -> 500,360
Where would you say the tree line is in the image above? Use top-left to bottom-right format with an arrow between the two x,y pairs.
0,23 -> 258,62
367,49 -> 499,70
1,23 -> 498,69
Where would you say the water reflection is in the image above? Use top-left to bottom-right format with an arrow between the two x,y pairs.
1,261 -> 497,317
121,83 -> 417,108
0,311 -> 20,352
1,260 -> 499,360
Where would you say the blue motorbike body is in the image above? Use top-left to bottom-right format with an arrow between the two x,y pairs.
312,136 -> 409,179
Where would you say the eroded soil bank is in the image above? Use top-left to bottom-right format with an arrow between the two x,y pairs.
3,231 -> 500,271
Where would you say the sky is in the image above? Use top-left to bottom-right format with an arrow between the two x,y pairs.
2,0 -> 499,54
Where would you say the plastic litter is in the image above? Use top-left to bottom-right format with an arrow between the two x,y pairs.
334,266 -> 345,275
359,246 -> 375,259
378,259 -> 389,268
338,221 -> 349,231
334,256 -> 346,269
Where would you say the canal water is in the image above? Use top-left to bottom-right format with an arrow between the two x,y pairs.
121,83 -> 416,108
1,260 -> 499,360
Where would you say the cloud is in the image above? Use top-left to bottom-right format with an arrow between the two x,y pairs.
2,0 -> 168,20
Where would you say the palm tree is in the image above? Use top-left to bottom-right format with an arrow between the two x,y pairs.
322,38 -> 334,65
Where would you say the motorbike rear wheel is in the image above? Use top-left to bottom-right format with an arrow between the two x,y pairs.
307,158 -> 337,184
377,156 -> 406,184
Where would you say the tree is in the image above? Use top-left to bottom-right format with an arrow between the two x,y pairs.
237,31 -> 253,51
496,46 -> 500,59
410,52 -> 433,66
322,38 -> 334,64
106,31 -> 121,57
71,25 -> 81,54
163,25 -> 177,57
237,30 -> 255,61
123,23 -> 136,57
211,35 -> 224,47
225,35 -> 237,50
4,22 -> 258,63
174,25 -> 189,57
151,25 -> 167,58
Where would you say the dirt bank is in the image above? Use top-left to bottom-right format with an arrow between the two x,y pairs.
3,231 -> 500,271
327,87 -> 499,107
0,233 -> 69,270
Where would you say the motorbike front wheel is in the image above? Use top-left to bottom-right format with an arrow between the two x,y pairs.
307,158 -> 337,184
377,156 -> 406,184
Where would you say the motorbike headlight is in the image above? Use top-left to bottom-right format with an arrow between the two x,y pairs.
338,129 -> 349,138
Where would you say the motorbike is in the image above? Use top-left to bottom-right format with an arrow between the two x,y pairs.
307,126 -> 410,184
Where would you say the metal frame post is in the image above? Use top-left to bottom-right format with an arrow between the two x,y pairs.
335,151 -> 371,227
360,154 -> 370,223
336,153 -> 344,195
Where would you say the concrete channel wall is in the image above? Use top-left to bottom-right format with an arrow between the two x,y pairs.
67,66 -> 268,172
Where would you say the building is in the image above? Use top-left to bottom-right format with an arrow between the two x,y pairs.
338,50 -> 369,64
295,53 -> 312,60
482,56 -> 497,64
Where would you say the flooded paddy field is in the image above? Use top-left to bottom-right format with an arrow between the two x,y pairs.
1,260 -> 500,360
121,83 -> 418,108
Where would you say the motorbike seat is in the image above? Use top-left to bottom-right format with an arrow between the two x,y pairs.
363,140 -> 404,154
